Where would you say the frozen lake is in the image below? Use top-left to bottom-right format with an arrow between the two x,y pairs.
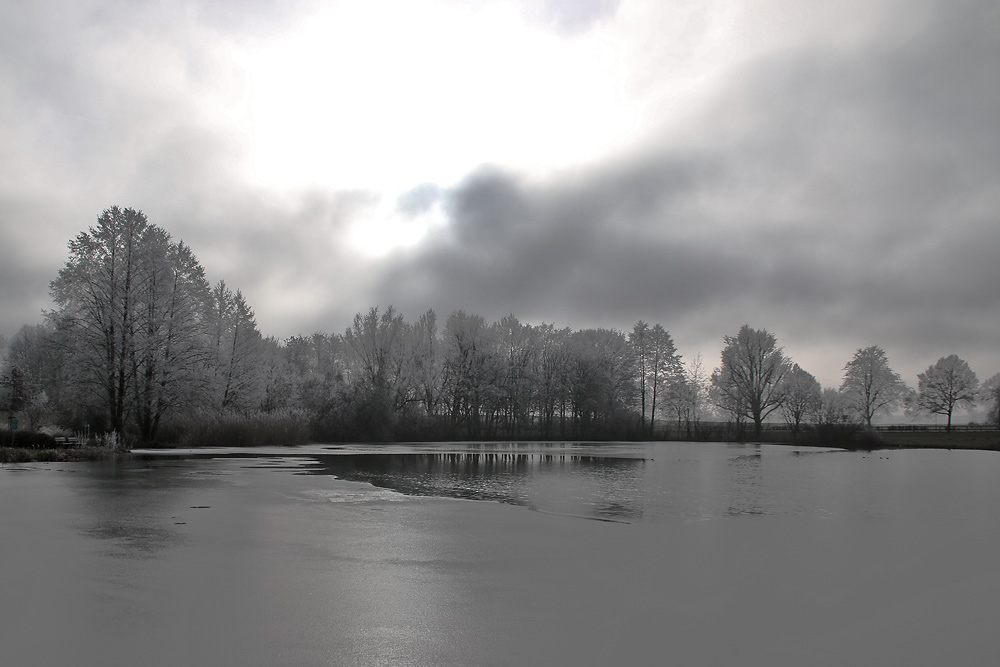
2,442 -> 999,666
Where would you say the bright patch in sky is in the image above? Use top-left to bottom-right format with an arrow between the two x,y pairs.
236,0 -> 639,253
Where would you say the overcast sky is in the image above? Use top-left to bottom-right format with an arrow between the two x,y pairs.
1,0 -> 998,391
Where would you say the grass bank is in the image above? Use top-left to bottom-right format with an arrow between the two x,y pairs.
0,446 -> 123,463
873,429 -> 1000,450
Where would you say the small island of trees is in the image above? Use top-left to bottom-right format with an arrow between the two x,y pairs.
2,207 -> 998,453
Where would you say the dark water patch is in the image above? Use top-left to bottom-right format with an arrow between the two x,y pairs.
301,452 -> 646,521
85,519 -> 181,559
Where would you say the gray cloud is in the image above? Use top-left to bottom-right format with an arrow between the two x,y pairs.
367,0 -> 1000,387
397,184 -> 442,218
1,0 -> 998,393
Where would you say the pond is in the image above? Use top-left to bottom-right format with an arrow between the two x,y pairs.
2,442 -> 999,666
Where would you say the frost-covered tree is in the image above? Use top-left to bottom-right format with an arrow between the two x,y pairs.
980,373 -> 1000,429
818,388 -> 853,425
493,314 -> 537,438
440,310 -> 500,438
646,324 -> 683,437
49,206 -> 215,439
780,364 -> 822,439
711,325 -> 790,439
629,321 -> 650,433
210,281 -> 264,414
840,346 -> 907,428
916,355 -> 978,432
564,328 -> 635,437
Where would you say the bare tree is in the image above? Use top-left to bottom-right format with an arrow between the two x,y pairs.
780,363 -> 822,440
981,373 -> 1000,429
711,325 -> 790,439
629,321 -> 650,433
840,346 -> 907,428
675,353 -> 712,436
646,324 -> 683,437
210,282 -> 264,414
818,388 -> 853,425
440,310 -> 499,438
49,206 -> 149,433
916,355 -> 979,432
533,323 -> 572,439
494,314 -> 537,438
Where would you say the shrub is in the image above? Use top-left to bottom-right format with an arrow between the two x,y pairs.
0,430 -> 58,449
178,409 -> 312,447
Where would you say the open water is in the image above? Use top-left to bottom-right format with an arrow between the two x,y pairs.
2,442 -> 999,666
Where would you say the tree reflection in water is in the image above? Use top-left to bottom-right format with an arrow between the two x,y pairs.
304,452 -> 646,522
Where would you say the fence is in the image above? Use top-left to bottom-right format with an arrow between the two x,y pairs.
874,423 -> 998,433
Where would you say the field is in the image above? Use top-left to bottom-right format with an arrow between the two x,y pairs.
874,429 -> 1000,450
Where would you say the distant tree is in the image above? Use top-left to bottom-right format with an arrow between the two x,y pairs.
676,353 -> 712,435
0,325 -> 57,417
440,310 -> 500,438
780,364 -> 822,440
840,346 -> 907,428
711,325 -> 790,439
629,321 -> 650,433
980,373 -> 1000,429
210,281 -> 264,414
565,328 -> 635,437
342,306 -> 413,437
408,309 -> 443,419
494,314 -> 537,438
916,355 -> 979,432
533,323 -> 572,438
646,324 -> 683,437
818,388 -> 853,425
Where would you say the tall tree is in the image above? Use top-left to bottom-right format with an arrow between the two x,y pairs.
629,321 -> 650,433
646,324 -> 683,437
711,325 -> 790,439
441,310 -> 499,438
494,314 -> 537,438
342,306 -> 410,437
408,309 -> 442,418
50,206 -> 149,433
916,355 -> 978,432
49,207 -> 218,440
210,282 -> 264,414
840,346 -> 907,428
564,328 -> 635,437
533,323 -> 571,438
131,236 -> 212,438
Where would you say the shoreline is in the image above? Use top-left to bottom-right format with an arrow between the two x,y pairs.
4,430 -> 1000,463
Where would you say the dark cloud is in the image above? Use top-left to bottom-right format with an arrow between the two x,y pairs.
366,0 -> 1000,387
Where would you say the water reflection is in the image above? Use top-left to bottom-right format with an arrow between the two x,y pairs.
305,452 -> 646,522
67,459 -> 230,559
725,452 -> 764,516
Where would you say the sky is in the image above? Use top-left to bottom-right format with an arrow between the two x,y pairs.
1,0 -> 998,393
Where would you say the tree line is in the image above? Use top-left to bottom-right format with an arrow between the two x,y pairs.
2,207 -> 998,445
